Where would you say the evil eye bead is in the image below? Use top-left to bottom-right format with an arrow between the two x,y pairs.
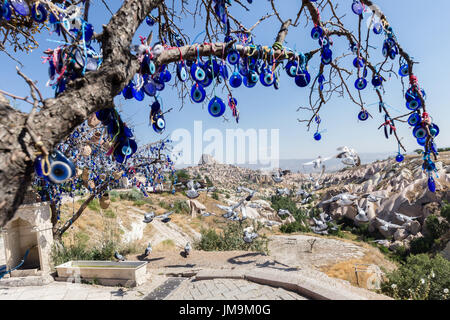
430,123 -> 440,137
321,48 -> 333,65
382,44 -> 389,58
319,37 -> 329,47
1,2 -> 12,20
219,64 -> 229,80
358,110 -> 369,121
200,73 -> 213,87
154,80 -> 165,91
48,161 -> 73,184
371,75 -> 383,87
313,132 -> 322,141
146,16 -> 155,26
162,69 -> 172,83
355,77 -> 367,90
373,22 -> 383,34
133,88 -> 145,101
243,74 -> 257,88
352,1 -> 364,15
176,63 -> 188,82
143,81 -> 156,96
311,26 -> 323,40
399,64 -> 409,77
148,60 -> 156,75
191,64 -> 206,82
31,3 -> 47,22
413,125 -> 428,139
406,98 -> 421,111
122,145 -> 132,156
208,97 -> 226,117
155,117 -> 166,131
274,76 -> 280,90
295,70 -> 311,88
395,154 -> 404,162
227,50 -> 240,65
389,48 -> 397,60
190,84 -> 206,103
407,113 -> 421,126
122,83 -> 135,99
260,70 -> 274,87
229,72 -> 243,88
428,176 -> 436,193
353,57 -> 365,68
417,137 -> 426,146
10,0 -> 30,16
285,60 -> 298,78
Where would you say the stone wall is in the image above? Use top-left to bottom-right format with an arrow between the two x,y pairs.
2,203 -> 53,275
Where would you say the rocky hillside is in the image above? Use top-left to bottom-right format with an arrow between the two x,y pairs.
181,152 -> 450,255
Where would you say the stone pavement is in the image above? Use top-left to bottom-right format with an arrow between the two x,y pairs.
165,278 -> 308,300
0,276 -> 307,300
0,274 -> 168,300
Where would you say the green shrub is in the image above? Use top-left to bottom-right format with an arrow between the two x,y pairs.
173,200 -> 190,214
381,254 -> 450,300
426,215 -> 449,240
410,237 -> 434,255
441,201 -> 450,224
205,176 -> 213,187
119,188 -> 144,201
175,169 -> 190,181
133,200 -> 147,206
212,191 -> 219,200
195,222 -> 268,254
270,195 -> 310,233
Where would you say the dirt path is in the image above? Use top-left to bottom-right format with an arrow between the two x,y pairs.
129,207 -> 200,248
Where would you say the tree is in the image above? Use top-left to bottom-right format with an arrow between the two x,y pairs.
32,118 -> 176,239
0,0 -> 440,227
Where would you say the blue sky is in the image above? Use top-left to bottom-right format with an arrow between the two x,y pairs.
1,0 -> 449,164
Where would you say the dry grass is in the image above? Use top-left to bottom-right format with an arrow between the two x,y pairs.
320,245 -> 397,289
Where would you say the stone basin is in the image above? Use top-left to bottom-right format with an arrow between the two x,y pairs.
55,260 -> 148,287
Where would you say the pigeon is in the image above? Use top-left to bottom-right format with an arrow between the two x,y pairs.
276,188 -> 290,196
143,212 -> 155,223
265,220 -> 281,227
336,146 -> 361,167
394,212 -> 421,224
362,193 -> 386,203
372,239 -> 391,247
184,242 -> 191,256
185,180 -> 200,199
216,204 -> 237,219
243,230 -> 258,243
319,212 -> 332,223
313,217 -> 327,230
202,212 -> 215,217
144,243 -> 152,257
303,155 -> 333,170
238,186 -> 256,201
278,209 -> 291,216
155,211 -> 173,223
321,193 -> 358,206
355,205 -> 369,223
376,217 -> 405,230
272,170 -> 284,183
296,188 -> 308,197
114,252 -> 125,261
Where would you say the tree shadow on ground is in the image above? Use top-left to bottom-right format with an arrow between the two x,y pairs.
227,252 -> 267,265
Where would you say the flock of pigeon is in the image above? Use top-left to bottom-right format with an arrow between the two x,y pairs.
112,146 -> 385,260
